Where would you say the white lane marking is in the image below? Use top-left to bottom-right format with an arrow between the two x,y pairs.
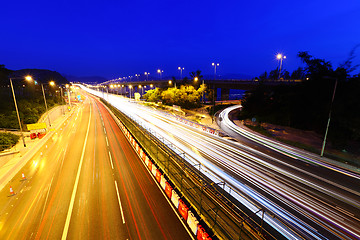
40,176 -> 54,222
104,128 -> 107,135
114,180 -> 125,224
60,145 -> 68,171
108,151 -> 114,169
105,136 -> 109,147
61,103 -> 92,240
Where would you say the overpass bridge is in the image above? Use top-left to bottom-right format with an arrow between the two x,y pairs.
90,79 -> 301,100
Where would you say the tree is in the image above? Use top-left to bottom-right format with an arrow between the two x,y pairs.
189,70 -> 203,79
0,65 -> 12,86
268,68 -> 279,80
290,67 -> 305,80
297,51 -> 334,80
259,71 -> 267,81
339,44 -> 360,75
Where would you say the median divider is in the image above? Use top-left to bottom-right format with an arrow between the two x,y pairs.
101,100 -> 215,240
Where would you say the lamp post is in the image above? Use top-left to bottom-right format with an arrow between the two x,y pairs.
321,78 -> 338,157
9,77 -> 26,147
144,72 -> 149,81
129,85 -> 132,100
194,77 -> 205,104
59,85 -> 65,115
212,63 -> 219,123
157,69 -> 163,80
41,82 -> 51,127
178,67 -> 184,79
26,76 -> 52,127
212,63 -> 219,80
65,84 -> 72,108
277,54 -> 286,80
138,85 -> 144,96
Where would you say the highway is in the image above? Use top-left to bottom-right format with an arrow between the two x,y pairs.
84,87 -> 360,240
0,93 -> 192,239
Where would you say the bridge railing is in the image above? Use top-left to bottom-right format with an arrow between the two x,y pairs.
101,99 -> 284,240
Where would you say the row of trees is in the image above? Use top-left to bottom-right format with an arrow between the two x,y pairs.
240,50 -> 360,149
142,70 -> 212,109
143,83 -> 207,109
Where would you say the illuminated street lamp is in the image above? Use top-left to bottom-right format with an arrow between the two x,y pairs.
157,69 -> 163,79
276,54 -> 286,80
168,80 -> 172,86
178,67 -> 184,79
26,76 -> 53,127
129,85 -> 133,100
212,63 -> 219,80
135,74 -> 140,80
139,85 -> 144,95
144,72 -> 150,81
9,76 -> 27,147
211,63 -> 220,122
65,84 -> 72,108
194,77 -> 205,103
59,85 -> 65,115
150,84 -> 153,88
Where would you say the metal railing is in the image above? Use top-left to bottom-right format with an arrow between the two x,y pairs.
102,99 -> 284,240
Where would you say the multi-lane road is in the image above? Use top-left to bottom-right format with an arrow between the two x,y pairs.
85,86 -> 360,240
0,93 -> 192,239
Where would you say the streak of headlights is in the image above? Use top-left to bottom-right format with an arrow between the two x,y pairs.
82,86 -> 359,240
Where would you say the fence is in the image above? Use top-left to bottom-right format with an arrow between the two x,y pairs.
102,99 -> 284,240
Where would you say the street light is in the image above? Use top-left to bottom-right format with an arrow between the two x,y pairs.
211,63 -> 220,123
157,69 -> 163,79
194,77 -> 205,103
59,85 -> 65,115
144,72 -> 149,81
138,85 -> 144,96
129,85 -> 132,100
321,78 -> 338,157
135,74 -> 140,80
212,63 -> 219,80
276,54 -> 286,80
178,67 -> 184,79
26,76 -> 52,127
65,84 -> 72,108
9,77 -> 27,147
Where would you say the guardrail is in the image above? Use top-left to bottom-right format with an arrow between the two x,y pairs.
101,99 -> 283,240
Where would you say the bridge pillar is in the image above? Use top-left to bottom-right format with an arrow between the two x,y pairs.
220,88 -> 230,101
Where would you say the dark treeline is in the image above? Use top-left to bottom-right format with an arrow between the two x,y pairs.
0,65 -> 69,129
240,50 -> 360,150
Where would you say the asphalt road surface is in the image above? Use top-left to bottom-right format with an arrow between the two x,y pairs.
0,94 -> 192,240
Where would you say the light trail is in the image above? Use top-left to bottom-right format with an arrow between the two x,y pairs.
81,85 -> 360,240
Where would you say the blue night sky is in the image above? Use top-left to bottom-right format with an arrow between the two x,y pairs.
1,0 -> 360,80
